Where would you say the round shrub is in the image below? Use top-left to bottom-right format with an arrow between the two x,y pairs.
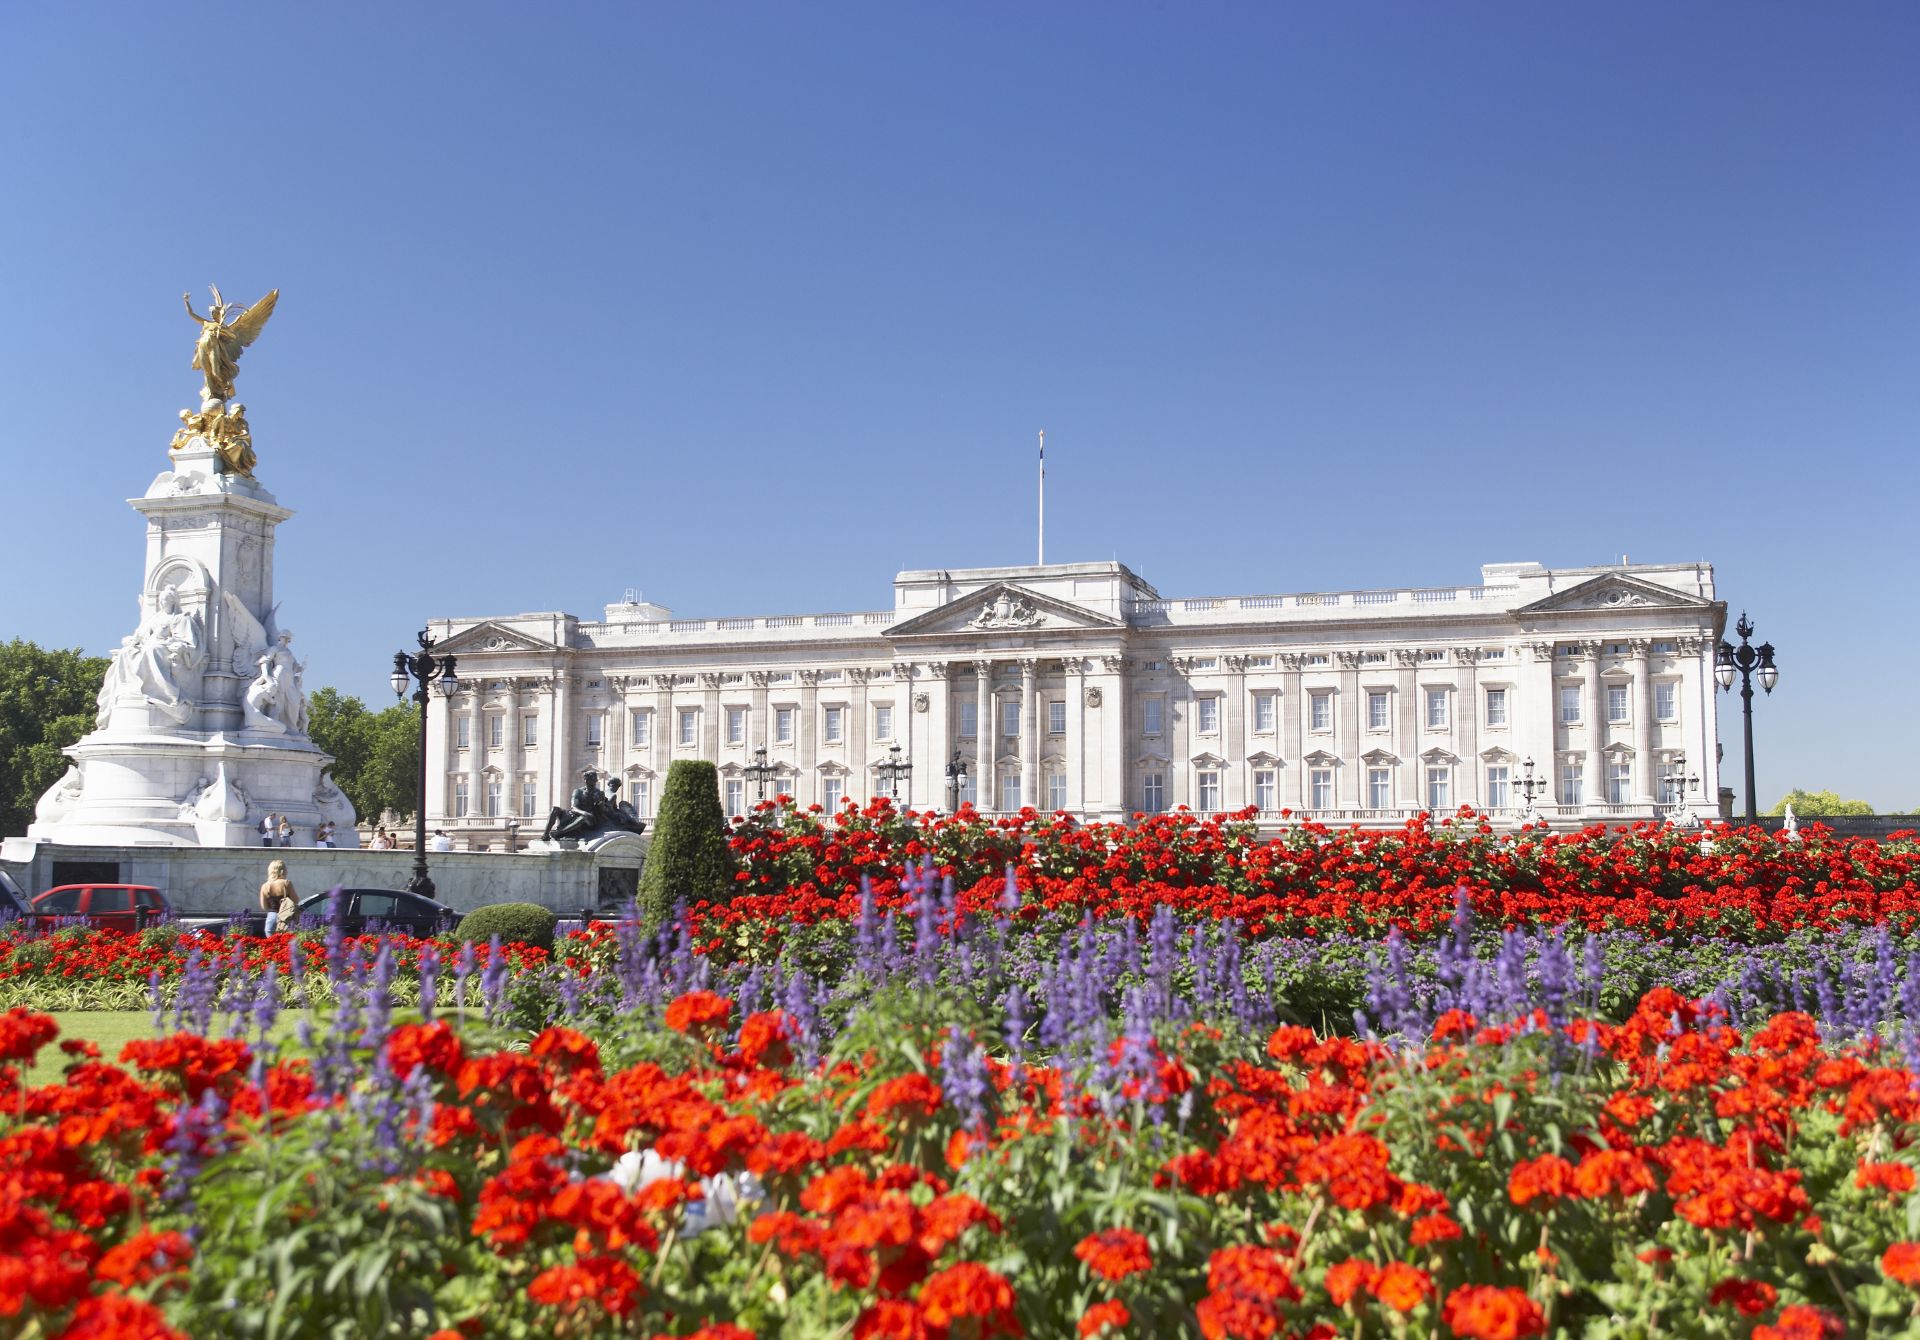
455,902 -> 557,953
9,939 -> 54,969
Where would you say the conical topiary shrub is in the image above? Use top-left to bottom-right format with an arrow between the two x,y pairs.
637,758 -> 735,930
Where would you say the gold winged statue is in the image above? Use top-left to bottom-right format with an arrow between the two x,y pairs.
183,285 -> 278,404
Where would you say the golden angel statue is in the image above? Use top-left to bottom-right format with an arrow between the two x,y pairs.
183,285 -> 278,403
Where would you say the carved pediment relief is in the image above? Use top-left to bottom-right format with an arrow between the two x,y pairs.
1360,748 -> 1400,766
1302,749 -> 1340,767
885,582 -> 1125,639
1518,574 -> 1716,616
1419,747 -> 1460,765
1245,750 -> 1282,767
1479,745 -> 1519,762
1189,751 -> 1227,767
434,621 -> 562,655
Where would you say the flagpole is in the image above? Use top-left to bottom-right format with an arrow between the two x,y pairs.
1037,430 -> 1045,566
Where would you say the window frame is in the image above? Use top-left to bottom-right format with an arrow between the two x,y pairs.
1309,691 -> 1333,733
1484,687 -> 1508,728
1425,687 -> 1449,731
1252,692 -> 1276,734
1195,696 -> 1220,735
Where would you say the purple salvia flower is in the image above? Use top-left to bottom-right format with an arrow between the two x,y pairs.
417,944 -> 439,1022
1004,984 -> 1029,1068
453,940 -> 477,1018
940,1026 -> 992,1134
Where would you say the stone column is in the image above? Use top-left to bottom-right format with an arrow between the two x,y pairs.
1019,659 -> 1040,813
850,670 -> 870,802
1063,659 -> 1086,814
1452,650 -> 1479,809
502,680 -> 522,818
1169,662 -> 1191,810
426,688 -> 452,825
1394,650 -> 1419,809
974,661 -> 994,811
1630,640 -> 1655,804
1224,656 -> 1247,809
551,672 -> 573,808
701,674 -> 722,763
1099,656 -> 1127,818
907,662 -> 935,811
1337,653 -> 1361,809
651,675 -> 673,796
532,678 -> 557,814
1280,654 -> 1304,811
799,670 -> 820,808
750,672 -> 770,756
465,689 -> 485,827
1583,643 -> 1605,807
604,676 -> 627,782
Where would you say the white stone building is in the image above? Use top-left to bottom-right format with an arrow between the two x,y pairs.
420,559 -> 1725,845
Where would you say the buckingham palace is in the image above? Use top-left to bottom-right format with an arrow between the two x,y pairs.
418,557 -> 1726,845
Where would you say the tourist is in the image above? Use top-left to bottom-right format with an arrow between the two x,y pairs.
371,827 -> 394,850
259,859 -> 296,935
315,820 -> 335,848
429,829 -> 453,852
277,814 -> 293,847
260,812 -> 277,847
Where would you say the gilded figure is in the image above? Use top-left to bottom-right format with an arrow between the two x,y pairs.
183,285 -> 278,403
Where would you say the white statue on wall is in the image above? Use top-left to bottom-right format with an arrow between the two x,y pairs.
35,767 -> 84,826
95,586 -> 205,726
242,630 -> 308,734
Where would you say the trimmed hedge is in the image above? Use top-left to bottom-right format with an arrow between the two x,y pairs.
454,902 -> 558,953
637,759 -> 734,930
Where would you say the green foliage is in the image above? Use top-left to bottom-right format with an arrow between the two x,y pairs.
0,639 -> 110,837
454,902 -> 557,953
137,924 -> 183,952
636,759 -> 735,929
305,686 -> 421,823
1767,788 -> 1875,817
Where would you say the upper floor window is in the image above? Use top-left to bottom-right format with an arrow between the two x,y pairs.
823,706 -> 845,743
1253,692 -> 1276,733
1190,657 -> 1218,672
522,716 -> 538,748
1253,770 -> 1276,810
630,711 -> 651,748
1305,653 -> 1330,667
726,707 -> 746,745
1607,759 -> 1632,804
1047,773 -> 1068,811
1559,760 -> 1583,805
1309,768 -> 1334,810
822,776 -> 845,810
1142,772 -> 1165,814
1486,765 -> 1510,809
455,718 -> 471,750
1196,771 -> 1221,813
1367,767 -> 1392,809
1425,689 -> 1449,730
1002,700 -> 1020,738
1655,682 -> 1678,721
1606,685 -> 1630,723
1426,767 -> 1451,811
775,707 -> 795,744
1485,688 -> 1508,727
1143,698 -> 1164,735
1048,700 -> 1067,735
725,779 -> 745,817
1310,692 -> 1332,732
958,701 -> 978,738
487,715 -> 504,750
1248,655 -> 1274,669
1558,685 -> 1581,724
585,713 -> 604,749
1196,697 -> 1219,734
678,708 -> 699,746
875,705 -> 894,740
1367,691 -> 1389,731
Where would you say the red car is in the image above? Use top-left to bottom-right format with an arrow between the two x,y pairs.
29,884 -> 169,933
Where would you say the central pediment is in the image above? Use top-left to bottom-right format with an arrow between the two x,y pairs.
885,582 -> 1125,639
433,620 -> 564,655
1517,573 -> 1716,615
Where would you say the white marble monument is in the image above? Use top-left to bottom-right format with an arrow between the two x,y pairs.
25,288 -> 357,849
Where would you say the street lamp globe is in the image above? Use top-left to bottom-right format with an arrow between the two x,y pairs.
1714,648 -> 1736,692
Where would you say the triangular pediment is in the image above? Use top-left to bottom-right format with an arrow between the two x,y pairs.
1517,573 -> 1716,616
435,621 -> 562,655
885,582 -> 1125,639
1302,749 -> 1340,767
1189,750 -> 1227,767
1360,748 -> 1399,766
1245,750 -> 1281,767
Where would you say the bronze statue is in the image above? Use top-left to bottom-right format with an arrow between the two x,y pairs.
542,770 -> 646,842
169,402 -> 256,476
183,286 -> 278,404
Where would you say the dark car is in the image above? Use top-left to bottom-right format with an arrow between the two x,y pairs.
244,887 -> 454,938
28,884 -> 168,933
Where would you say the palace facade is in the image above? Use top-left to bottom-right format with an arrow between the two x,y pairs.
420,558 -> 1726,846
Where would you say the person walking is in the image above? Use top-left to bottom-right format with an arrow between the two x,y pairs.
260,859 -> 297,935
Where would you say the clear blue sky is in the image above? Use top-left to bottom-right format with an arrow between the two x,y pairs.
1,3 -> 1914,810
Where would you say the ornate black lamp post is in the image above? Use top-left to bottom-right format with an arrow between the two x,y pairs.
943,750 -> 970,813
744,745 -> 779,805
1714,612 -> 1779,827
1517,756 -> 1547,809
1662,752 -> 1701,808
391,629 -> 460,896
876,744 -> 912,806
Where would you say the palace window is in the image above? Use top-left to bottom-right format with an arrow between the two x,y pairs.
1655,682 -> 1678,721
774,707 -> 795,743
1142,772 -> 1165,814
522,716 -> 538,748
1367,691 -> 1389,731
456,718 -> 470,750
1559,686 -> 1581,724
631,778 -> 650,814
1196,697 -> 1219,734
485,779 -> 501,817
1002,701 -> 1020,738
1425,689 -> 1448,730
1253,692 -> 1276,733
1190,657 -> 1218,672
1196,771 -> 1221,813
678,708 -> 698,746
1305,653 -> 1330,667
824,706 -> 844,744
1309,692 -> 1332,732
1485,687 -> 1508,726
958,772 -> 977,807
1426,767 -> 1451,812
630,710 -> 650,747
520,777 -> 538,817
1047,773 -> 1068,811
1248,655 -> 1274,669
1607,686 -> 1630,723
1000,773 -> 1021,811
1486,765 -> 1511,809
1253,770 -> 1276,810
875,705 -> 894,740
487,715 -> 504,750
958,701 -> 977,738
453,779 -> 469,818
1559,760 -> 1583,806
585,714 -> 603,750
1309,768 -> 1334,810
822,776 -> 844,811
1607,759 -> 1632,804
1367,767 -> 1391,809
1143,698 -> 1164,735
725,780 -> 745,817
1049,700 -> 1067,735
726,707 -> 746,745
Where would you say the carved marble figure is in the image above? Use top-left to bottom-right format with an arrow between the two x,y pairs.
95,586 -> 205,726
242,631 -> 308,735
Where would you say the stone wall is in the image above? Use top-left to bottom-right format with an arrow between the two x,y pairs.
0,841 -> 626,917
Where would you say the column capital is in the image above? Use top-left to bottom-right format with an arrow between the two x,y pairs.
798,669 -> 823,686
972,659 -> 995,677
1098,655 -> 1127,674
1449,647 -> 1482,665
1627,638 -> 1653,657
1335,650 -> 1362,669
1061,658 -> 1088,678
1525,642 -> 1557,664
699,672 -> 724,690
749,671 -> 772,688
892,661 -> 917,681
1279,652 -> 1308,671
1221,654 -> 1247,673
846,667 -> 873,684
1017,658 -> 1040,677
926,661 -> 950,680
